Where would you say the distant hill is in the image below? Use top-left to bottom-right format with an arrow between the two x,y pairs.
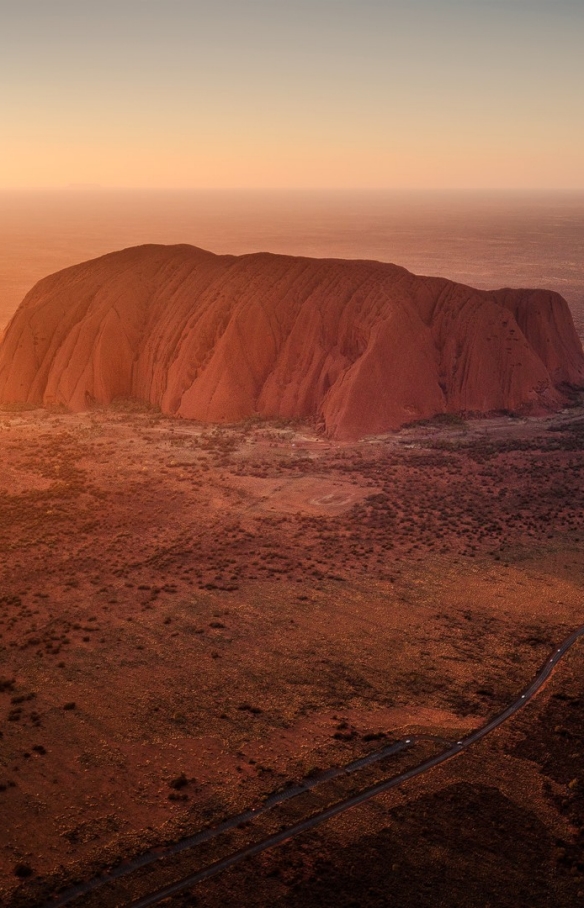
0,244 -> 582,439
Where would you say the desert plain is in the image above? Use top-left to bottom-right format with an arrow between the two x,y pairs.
0,399 -> 584,906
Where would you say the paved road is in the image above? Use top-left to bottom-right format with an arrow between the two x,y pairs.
45,741 -> 414,908
44,624 -> 584,908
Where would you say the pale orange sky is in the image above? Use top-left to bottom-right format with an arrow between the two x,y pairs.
2,1 -> 583,190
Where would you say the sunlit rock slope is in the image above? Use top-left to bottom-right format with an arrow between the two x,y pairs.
1,244 -> 583,439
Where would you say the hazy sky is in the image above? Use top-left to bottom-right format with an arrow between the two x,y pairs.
1,0 -> 583,189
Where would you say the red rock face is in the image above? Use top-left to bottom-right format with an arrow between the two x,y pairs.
0,244 -> 582,439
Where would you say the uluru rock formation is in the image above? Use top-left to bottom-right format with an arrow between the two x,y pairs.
0,244 -> 583,440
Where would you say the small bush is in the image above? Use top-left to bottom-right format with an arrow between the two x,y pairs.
14,863 -> 33,879
169,772 -> 189,790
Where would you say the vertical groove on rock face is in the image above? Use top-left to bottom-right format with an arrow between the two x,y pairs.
0,244 -> 582,439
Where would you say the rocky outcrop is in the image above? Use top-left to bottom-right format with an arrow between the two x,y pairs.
0,244 -> 582,439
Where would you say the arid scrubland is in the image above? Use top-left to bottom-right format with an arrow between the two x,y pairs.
1,402 -> 584,906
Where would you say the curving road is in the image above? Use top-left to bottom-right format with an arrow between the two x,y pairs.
43,624 -> 584,908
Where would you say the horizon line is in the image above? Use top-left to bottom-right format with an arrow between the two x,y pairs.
2,185 -> 584,194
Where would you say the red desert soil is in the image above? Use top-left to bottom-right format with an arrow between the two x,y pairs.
1,402 -> 584,906
0,245 -> 583,439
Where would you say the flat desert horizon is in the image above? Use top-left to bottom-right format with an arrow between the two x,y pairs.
2,189 -> 583,338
